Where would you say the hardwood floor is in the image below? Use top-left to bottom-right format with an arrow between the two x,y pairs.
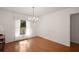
4,36 -> 70,52
0,36 -> 78,52
70,42 -> 79,52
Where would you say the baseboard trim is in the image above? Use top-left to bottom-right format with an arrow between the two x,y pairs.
6,36 -> 70,47
6,36 -> 37,44
37,36 -> 70,47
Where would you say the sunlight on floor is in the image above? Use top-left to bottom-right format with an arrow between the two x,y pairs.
18,40 -> 32,51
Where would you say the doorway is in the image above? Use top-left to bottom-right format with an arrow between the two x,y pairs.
70,13 -> 79,51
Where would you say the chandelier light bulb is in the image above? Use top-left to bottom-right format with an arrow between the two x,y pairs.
27,7 -> 39,23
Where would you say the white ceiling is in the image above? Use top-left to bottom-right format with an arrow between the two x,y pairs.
0,7 -> 69,16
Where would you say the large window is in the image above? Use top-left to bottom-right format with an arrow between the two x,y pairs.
15,19 -> 26,37
15,19 -> 32,38
20,20 -> 26,35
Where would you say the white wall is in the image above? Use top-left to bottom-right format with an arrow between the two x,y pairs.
0,9 -> 37,43
0,10 -> 15,43
71,13 -> 79,44
37,8 -> 79,46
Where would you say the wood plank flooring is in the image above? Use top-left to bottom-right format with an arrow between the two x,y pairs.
4,36 -> 70,52
70,42 -> 79,52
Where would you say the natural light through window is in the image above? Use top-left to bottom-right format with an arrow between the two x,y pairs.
15,19 -> 33,39
15,19 -> 20,37
25,20 -> 32,37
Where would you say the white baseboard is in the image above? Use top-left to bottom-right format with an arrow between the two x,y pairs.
38,35 -> 70,47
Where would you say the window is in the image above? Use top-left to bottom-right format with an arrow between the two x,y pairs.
15,19 -> 32,38
20,20 -> 26,35
15,19 -> 26,37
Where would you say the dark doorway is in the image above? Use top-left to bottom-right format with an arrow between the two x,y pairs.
70,13 -> 79,51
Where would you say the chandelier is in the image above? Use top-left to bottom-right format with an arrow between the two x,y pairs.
28,7 -> 39,23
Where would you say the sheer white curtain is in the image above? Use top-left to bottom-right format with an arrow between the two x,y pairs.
25,20 -> 32,37
15,19 -> 20,38
15,19 -> 33,40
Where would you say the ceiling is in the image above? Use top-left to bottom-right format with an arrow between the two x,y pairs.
0,7 -> 69,16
